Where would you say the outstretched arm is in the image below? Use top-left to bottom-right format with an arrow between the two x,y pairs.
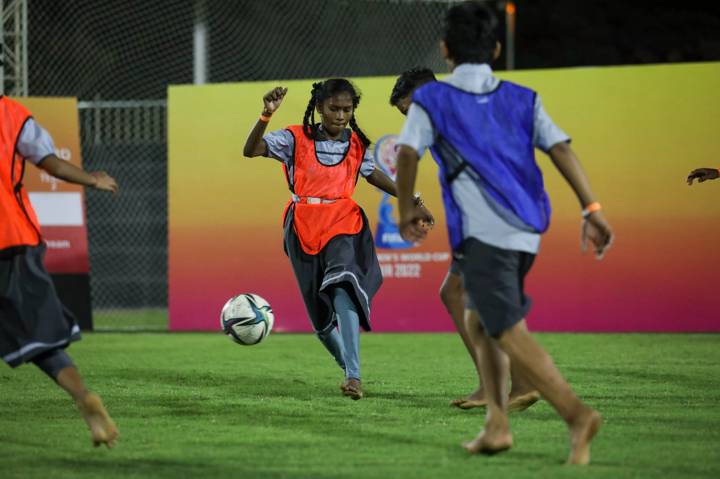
365,169 -> 397,196
548,142 -> 613,259
395,145 -> 429,242
687,168 -> 719,185
243,87 -> 287,158
367,165 -> 434,228
38,155 -> 118,193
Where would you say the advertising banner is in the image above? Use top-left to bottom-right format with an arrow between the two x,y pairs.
169,63 -> 720,332
14,97 -> 89,275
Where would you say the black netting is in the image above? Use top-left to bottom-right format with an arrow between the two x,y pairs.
26,0 -> 471,329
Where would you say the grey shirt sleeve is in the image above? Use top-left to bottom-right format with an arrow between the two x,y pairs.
533,94 -> 571,152
262,129 -> 295,164
396,103 -> 435,158
17,118 -> 57,165
359,148 -> 376,177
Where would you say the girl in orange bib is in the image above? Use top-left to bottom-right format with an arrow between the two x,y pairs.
244,79 -> 432,399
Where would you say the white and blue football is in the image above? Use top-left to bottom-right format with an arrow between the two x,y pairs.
220,293 -> 274,345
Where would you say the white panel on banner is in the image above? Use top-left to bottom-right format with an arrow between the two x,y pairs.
28,192 -> 84,226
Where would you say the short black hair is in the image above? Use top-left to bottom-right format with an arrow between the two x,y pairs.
389,67 -> 437,106
443,1 -> 498,65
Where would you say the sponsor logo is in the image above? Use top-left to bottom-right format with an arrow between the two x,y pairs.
373,135 -> 414,250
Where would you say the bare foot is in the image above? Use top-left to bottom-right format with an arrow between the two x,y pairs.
567,408 -> 602,465
451,388 -> 487,409
78,393 -> 119,448
462,428 -> 513,455
507,390 -> 541,412
341,378 -> 363,400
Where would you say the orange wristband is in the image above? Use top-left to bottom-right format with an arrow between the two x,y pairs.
259,114 -> 272,123
582,202 -> 601,219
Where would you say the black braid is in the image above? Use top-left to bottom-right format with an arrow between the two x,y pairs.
349,116 -> 371,148
302,96 -> 317,141
303,82 -> 326,140
304,78 -> 369,145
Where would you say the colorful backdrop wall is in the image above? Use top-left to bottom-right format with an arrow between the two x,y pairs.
169,62 -> 720,332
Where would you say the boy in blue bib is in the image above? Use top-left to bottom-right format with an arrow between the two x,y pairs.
395,1 -> 613,465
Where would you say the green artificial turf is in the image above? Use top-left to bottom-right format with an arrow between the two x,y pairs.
93,309 -> 167,332
1,332 -> 719,479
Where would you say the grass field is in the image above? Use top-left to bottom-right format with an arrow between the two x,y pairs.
93,309 -> 168,332
2,332 -> 720,479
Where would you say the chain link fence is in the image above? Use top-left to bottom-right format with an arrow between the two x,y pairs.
78,101 -> 167,329
26,0 -> 485,330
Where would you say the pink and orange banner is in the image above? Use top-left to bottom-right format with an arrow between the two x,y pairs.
169,62 -> 720,332
13,97 -> 89,274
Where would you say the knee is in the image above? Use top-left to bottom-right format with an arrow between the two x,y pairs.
32,348 -> 74,380
314,321 -> 336,339
496,322 -> 526,354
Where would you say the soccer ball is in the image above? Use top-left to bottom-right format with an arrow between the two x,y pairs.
220,293 -> 274,345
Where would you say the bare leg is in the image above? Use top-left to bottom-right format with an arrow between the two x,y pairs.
461,310 -> 512,454
498,320 -> 601,465
506,321 -> 541,411
56,367 -> 119,448
440,272 -> 484,406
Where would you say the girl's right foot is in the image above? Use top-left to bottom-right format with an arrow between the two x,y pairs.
341,378 -> 363,400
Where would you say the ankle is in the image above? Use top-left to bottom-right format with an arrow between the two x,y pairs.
73,389 -> 92,406
509,386 -> 537,396
566,404 -> 594,426
485,409 -> 510,430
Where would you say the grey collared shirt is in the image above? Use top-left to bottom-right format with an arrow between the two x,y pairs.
397,63 -> 570,254
263,127 -> 376,191
17,118 -> 56,165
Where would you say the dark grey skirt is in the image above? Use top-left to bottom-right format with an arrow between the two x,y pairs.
284,206 -> 383,332
0,244 -> 80,368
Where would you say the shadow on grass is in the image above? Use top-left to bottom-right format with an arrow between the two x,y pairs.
18,456 -> 337,479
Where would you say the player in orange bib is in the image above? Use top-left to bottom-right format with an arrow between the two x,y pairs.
0,95 -> 119,448
244,79 -> 433,400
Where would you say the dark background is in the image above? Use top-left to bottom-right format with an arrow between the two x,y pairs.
28,0 -> 720,100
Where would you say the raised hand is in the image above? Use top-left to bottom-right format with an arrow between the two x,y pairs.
687,168 -> 719,185
581,210 -> 613,260
263,87 -> 288,114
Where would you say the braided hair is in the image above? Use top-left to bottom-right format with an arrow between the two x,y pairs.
302,78 -> 371,148
443,1 -> 499,65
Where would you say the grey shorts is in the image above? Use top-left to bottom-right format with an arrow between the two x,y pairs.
456,238 -> 535,338
0,244 -> 80,367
